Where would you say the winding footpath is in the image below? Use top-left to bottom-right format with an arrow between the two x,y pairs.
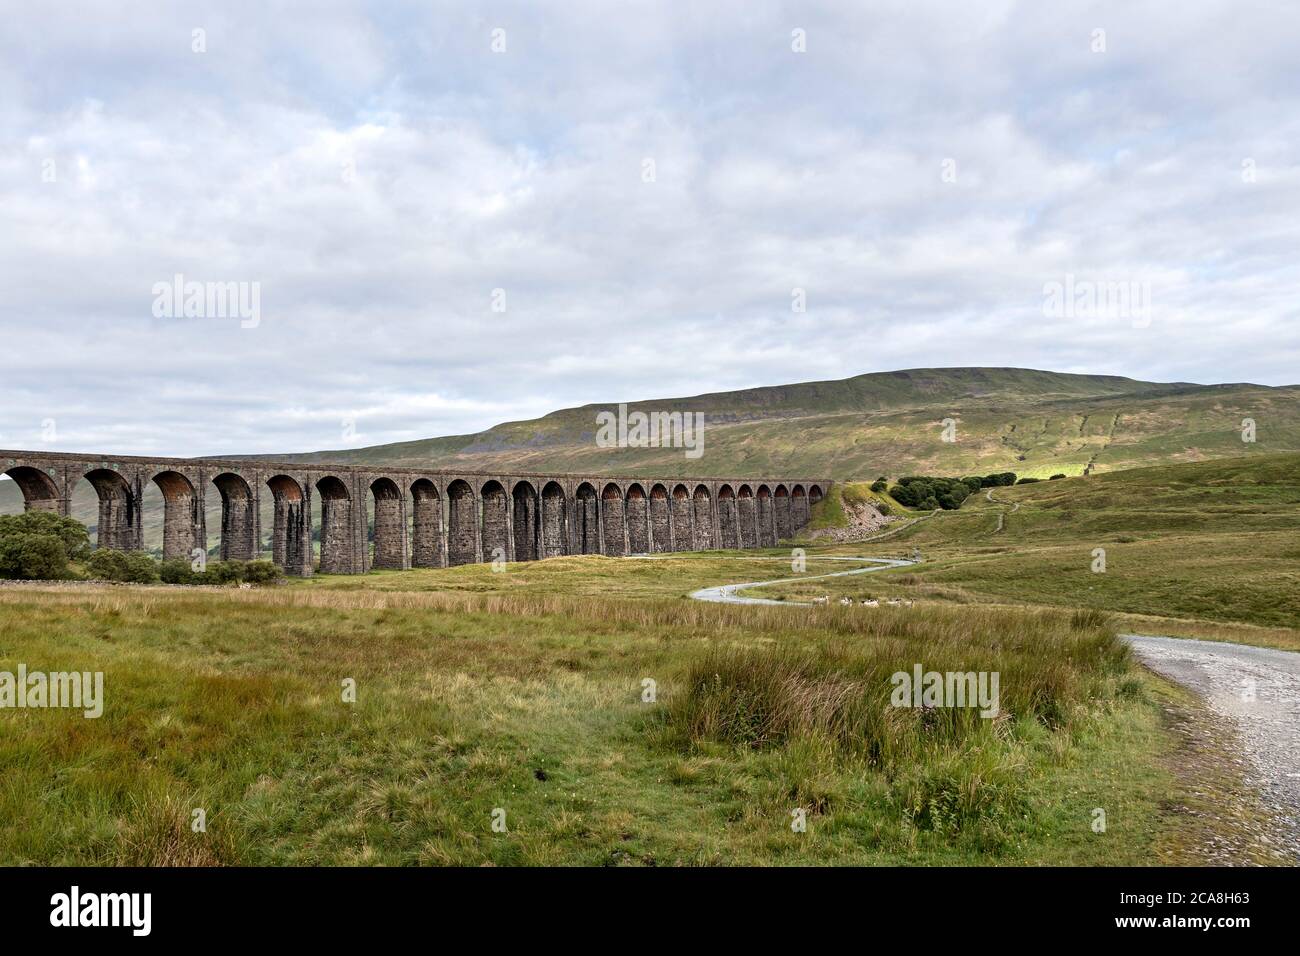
672,554 -> 1300,861
688,556 -> 913,605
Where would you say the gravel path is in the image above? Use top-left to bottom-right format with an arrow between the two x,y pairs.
1123,634 -> 1300,861
686,556 -> 913,605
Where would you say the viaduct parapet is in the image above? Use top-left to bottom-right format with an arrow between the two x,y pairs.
1,450 -> 830,576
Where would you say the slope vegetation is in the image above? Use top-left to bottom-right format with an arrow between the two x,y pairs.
278,367 -> 1300,480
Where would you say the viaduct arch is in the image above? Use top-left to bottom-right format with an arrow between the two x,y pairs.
1,449 -> 829,576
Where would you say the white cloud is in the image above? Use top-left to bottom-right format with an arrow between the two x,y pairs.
0,0 -> 1297,458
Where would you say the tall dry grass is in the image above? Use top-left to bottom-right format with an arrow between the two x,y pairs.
664,605 -> 1128,764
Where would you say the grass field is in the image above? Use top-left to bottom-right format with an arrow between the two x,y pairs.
0,573 -> 1234,866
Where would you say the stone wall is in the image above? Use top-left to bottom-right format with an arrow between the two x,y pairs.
411,481 -> 443,568
718,486 -> 739,549
693,486 -> 714,550
541,483 -> 566,558
670,485 -> 693,551
601,485 -> 625,556
575,486 -> 599,554
481,482 -> 508,563
513,483 -> 539,562
650,485 -> 670,552
447,480 -> 476,566
626,485 -> 649,554
370,478 -> 407,570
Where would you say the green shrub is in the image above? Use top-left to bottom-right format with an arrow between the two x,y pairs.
0,512 -> 91,579
159,558 -> 198,585
890,476 -> 975,510
243,560 -> 282,585
206,560 -> 247,584
1049,473 -> 1066,480
1016,477 -> 1041,484
0,534 -> 71,580
86,549 -> 160,583
870,479 -> 887,493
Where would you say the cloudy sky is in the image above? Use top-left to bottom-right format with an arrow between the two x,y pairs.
2,0 -> 1298,458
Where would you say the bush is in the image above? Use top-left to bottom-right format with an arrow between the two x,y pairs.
0,534 -> 71,580
86,549 -> 160,583
206,560 -> 246,584
0,512 -> 92,579
1049,474 -> 1066,480
1016,477 -> 1041,484
890,476 -> 974,511
979,473 -> 1017,488
159,558 -> 198,585
243,560 -> 282,585
870,479 -> 887,493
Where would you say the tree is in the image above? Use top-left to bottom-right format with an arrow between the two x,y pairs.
0,534 -> 69,580
0,511 -> 90,560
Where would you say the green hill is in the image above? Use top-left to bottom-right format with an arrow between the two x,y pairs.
272,367 -> 1300,481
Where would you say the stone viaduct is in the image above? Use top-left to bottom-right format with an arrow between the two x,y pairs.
1,450 -> 829,576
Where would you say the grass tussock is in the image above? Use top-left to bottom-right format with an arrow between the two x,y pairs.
669,606 -> 1127,761
661,605 -> 1130,844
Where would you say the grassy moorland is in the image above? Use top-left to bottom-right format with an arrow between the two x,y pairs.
0,576 -> 1245,866
766,454 -> 1300,648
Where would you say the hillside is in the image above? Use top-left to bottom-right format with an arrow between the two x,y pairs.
273,367 -> 1300,481
770,452 -> 1300,636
